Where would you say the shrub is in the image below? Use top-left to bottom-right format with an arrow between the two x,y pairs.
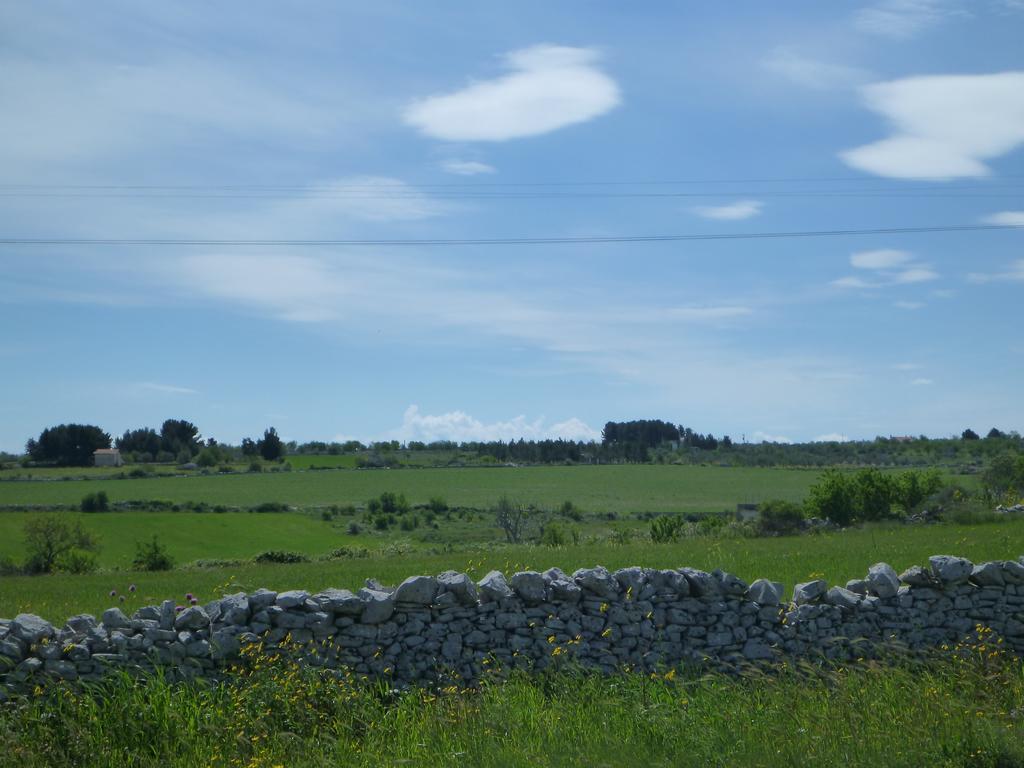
366,498 -> 382,515
254,550 -> 309,564
128,467 -> 149,479
757,499 -> 805,536
559,500 -> 583,521
650,515 -> 686,543
252,502 -> 287,513
23,515 -> 100,574
373,515 -> 389,531
346,521 -> 362,535
379,492 -> 410,515
540,522 -> 569,547
133,536 -> 174,571
325,546 -> 369,559
80,490 -> 110,513
427,496 -> 448,514
0,555 -> 21,576
55,548 -> 98,574
248,460 -> 263,473
806,469 -> 856,526
892,469 -> 944,513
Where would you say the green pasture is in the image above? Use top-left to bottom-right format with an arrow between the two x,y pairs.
3,518 -> 1022,623
0,464 -> 835,511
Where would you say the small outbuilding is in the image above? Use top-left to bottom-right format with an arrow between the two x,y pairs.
93,448 -> 124,467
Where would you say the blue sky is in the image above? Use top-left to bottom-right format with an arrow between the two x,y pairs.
2,0 -> 1024,451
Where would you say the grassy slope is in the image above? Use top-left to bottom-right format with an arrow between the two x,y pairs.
3,519 -> 1022,623
0,464 -> 831,510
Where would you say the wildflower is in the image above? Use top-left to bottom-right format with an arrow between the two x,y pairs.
128,584 -> 136,593
109,590 -> 117,598
189,597 -> 198,606
118,595 -> 125,603
185,592 -> 194,601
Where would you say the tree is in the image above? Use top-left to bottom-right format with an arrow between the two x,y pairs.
987,427 -> 1006,439
852,468 -> 895,521
493,495 -> 529,543
961,428 -> 980,441
160,419 -> 202,457
892,469 -> 943,513
116,428 -> 161,459
982,453 -> 1024,500
23,515 -> 100,574
241,437 -> 258,456
27,424 -> 111,466
257,427 -> 285,461
805,469 -> 855,526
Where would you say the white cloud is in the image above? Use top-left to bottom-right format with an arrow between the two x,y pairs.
814,433 -> 851,442
841,72 -> 1024,179
390,405 -> 600,443
691,200 -> 763,221
911,377 -> 934,385
761,47 -> 872,90
851,249 -> 912,269
403,45 -> 621,141
892,267 -> 940,284
441,160 -> 496,175
138,382 -> 198,395
831,276 -> 876,289
893,362 -> 923,370
751,431 -> 793,444
983,211 -> 1024,225
853,0 -> 966,39
967,259 -> 1024,283
893,300 -> 925,309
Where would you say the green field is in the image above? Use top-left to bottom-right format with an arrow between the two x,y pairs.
3,518 -> 1022,623
0,464 -> 845,511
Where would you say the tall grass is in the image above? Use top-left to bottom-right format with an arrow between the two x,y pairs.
2,641 -> 1022,767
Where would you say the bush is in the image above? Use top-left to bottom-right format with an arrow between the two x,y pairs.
23,515 -> 100,574
325,546 -> 369,559
540,522 -> 569,547
650,515 -> 686,543
757,499 -> 805,536
427,496 -> 448,514
80,490 -> 110,513
128,467 -> 149,479
254,550 -> 309,564
559,500 -> 583,521
248,460 -> 263,473
55,548 -> 98,574
252,502 -> 287,513
133,535 -> 174,571
346,521 -> 362,535
379,492 -> 409,515
0,555 -> 21,576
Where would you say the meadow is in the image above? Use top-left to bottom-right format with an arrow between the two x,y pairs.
0,463 -> 892,510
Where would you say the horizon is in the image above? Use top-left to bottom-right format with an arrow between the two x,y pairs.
3,1 -> 1024,453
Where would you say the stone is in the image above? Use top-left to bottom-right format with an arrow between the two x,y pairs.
614,566 -> 647,598
478,571 -> 515,602
314,588 -> 363,614
219,593 -> 250,625
793,580 -> 827,605
511,572 -> 546,604
248,589 -> 278,611
11,614 -> 54,644
713,570 -> 748,597
742,639 -> 775,660
826,587 -> 862,610
393,576 -> 438,606
1001,560 -> 1024,585
680,568 -> 720,598
845,579 -> 869,595
573,567 -> 620,599
437,571 -> 479,605
275,590 -> 310,609
899,565 -> 935,587
44,659 -> 77,680
970,562 -> 1005,587
173,606 -> 210,631
745,579 -> 784,606
358,588 -> 395,624
866,562 -> 900,598
648,569 -> 690,596
65,614 -> 98,634
929,556 -> 974,585
543,569 -> 582,602
101,608 -> 131,629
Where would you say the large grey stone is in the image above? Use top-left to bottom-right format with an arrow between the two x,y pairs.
614,567 -> 647,598
173,606 -> 210,631
275,590 -> 310,609
510,572 -> 546,604
680,568 -> 720,598
573,567 -> 620,599
713,570 -> 748,597
745,579 -> 784,606
543,569 -> 582,602
742,638 -> 775,660
929,555 -> 973,585
793,580 -> 827,605
65,614 -> 97,634
826,586 -> 862,610
648,569 -> 689,596
1000,560 -> 1024,585
314,588 -> 363,615
393,576 -> 438,606
358,588 -> 394,623
970,562 -> 1005,587
437,571 -> 478,605
866,562 -> 900,598
478,570 -> 515,602
248,589 -> 278,611
899,565 -> 935,587
101,608 -> 130,630
11,614 -> 54,644
218,593 -> 250,625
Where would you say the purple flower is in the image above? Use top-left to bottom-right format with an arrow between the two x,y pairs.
128,584 -> 137,593
185,593 -> 194,601
118,596 -> 125,603
175,605 -> 184,613
189,597 -> 198,606
109,590 -> 117,598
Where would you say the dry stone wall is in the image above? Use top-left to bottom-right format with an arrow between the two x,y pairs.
3,554 -> 1024,697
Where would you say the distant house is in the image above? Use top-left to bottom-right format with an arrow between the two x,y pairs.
93,448 -> 123,467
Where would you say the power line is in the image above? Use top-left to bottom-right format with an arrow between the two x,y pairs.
1,223 -> 1021,248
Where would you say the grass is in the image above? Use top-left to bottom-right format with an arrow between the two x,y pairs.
3,518 -> 1023,623
2,647 -> 1022,767
0,464 -> 852,511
